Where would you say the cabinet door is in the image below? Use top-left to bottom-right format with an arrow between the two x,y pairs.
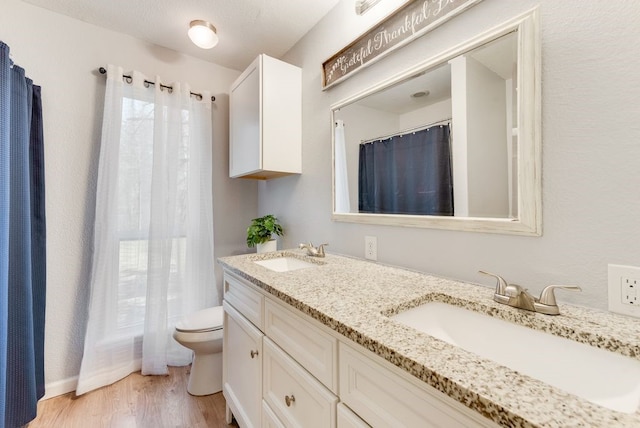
261,55 -> 302,175
223,301 -> 263,428
230,57 -> 261,177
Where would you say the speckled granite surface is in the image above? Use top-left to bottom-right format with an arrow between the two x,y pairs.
218,250 -> 640,428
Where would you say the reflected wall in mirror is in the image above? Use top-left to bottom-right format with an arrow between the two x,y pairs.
331,9 -> 540,236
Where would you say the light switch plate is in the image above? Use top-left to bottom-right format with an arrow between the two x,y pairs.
608,264 -> 640,318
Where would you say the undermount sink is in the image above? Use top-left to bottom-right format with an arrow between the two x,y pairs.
391,301 -> 640,413
254,256 -> 318,272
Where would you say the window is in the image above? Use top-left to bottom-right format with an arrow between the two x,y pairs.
114,96 -> 190,336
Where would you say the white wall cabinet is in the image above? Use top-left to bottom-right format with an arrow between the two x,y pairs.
229,54 -> 302,180
222,269 -> 498,428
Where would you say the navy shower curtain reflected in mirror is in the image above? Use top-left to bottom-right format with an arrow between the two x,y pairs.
358,125 -> 454,216
0,41 -> 47,428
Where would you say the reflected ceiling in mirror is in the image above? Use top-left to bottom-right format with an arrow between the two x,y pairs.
331,9 -> 541,236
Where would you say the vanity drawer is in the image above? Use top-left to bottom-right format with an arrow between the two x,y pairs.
337,403 -> 370,428
339,342 -> 498,428
263,337 -> 338,428
224,271 -> 264,330
265,299 -> 338,392
262,400 -> 285,428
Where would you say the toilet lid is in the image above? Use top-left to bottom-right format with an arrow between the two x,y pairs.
175,306 -> 224,333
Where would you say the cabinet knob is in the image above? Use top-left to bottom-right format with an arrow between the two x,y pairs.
250,350 -> 259,358
285,394 -> 295,407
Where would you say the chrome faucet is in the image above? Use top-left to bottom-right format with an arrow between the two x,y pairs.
479,271 -> 581,315
299,242 -> 328,258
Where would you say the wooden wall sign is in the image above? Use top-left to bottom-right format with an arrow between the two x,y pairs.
322,0 -> 483,90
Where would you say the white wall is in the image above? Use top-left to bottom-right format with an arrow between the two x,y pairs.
398,98 -> 452,130
462,55 -> 509,218
263,0 -> 640,312
1,0 -> 257,395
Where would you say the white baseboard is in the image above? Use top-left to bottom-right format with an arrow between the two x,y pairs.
42,376 -> 78,400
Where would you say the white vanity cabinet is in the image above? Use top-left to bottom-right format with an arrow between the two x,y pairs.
222,269 -> 497,428
223,271 -> 339,428
229,54 -> 302,180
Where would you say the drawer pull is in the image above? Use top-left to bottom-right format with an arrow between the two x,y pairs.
250,350 -> 259,358
285,394 -> 295,407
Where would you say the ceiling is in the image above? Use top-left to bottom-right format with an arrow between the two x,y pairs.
358,64 -> 452,115
352,31 -> 517,115
21,0 -> 341,71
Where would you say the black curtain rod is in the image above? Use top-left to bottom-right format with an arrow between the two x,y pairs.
360,118 -> 451,145
98,67 -> 215,102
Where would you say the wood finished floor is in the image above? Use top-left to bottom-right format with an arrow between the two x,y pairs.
27,366 -> 238,428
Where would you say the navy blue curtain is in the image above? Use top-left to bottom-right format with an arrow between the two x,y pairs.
0,41 -> 46,428
359,125 -> 453,215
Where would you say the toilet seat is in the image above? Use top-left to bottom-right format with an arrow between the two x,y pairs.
175,306 -> 224,333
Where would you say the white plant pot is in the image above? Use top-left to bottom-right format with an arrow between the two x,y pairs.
256,240 -> 277,253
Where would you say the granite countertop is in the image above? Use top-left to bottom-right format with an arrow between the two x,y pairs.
218,250 -> 640,428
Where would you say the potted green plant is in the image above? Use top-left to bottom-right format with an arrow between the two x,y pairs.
246,214 -> 284,253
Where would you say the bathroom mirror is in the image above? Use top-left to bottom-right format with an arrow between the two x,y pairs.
331,9 -> 540,235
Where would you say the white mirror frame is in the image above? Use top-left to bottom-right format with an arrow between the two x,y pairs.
331,8 -> 541,236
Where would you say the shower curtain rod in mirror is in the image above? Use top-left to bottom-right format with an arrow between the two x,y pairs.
360,118 -> 451,144
97,67 -> 216,102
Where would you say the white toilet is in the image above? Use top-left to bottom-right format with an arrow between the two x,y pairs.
173,306 -> 224,396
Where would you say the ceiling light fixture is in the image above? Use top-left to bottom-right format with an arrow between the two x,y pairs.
411,90 -> 430,98
188,20 -> 218,49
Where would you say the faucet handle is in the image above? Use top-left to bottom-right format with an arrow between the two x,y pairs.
317,243 -> 328,257
538,285 -> 582,306
478,270 -> 508,295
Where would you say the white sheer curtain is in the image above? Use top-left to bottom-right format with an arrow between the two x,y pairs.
76,65 -> 217,395
334,120 -> 350,213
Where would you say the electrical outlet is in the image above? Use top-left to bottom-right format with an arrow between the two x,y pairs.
364,236 -> 377,261
622,277 -> 638,305
608,264 -> 640,318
